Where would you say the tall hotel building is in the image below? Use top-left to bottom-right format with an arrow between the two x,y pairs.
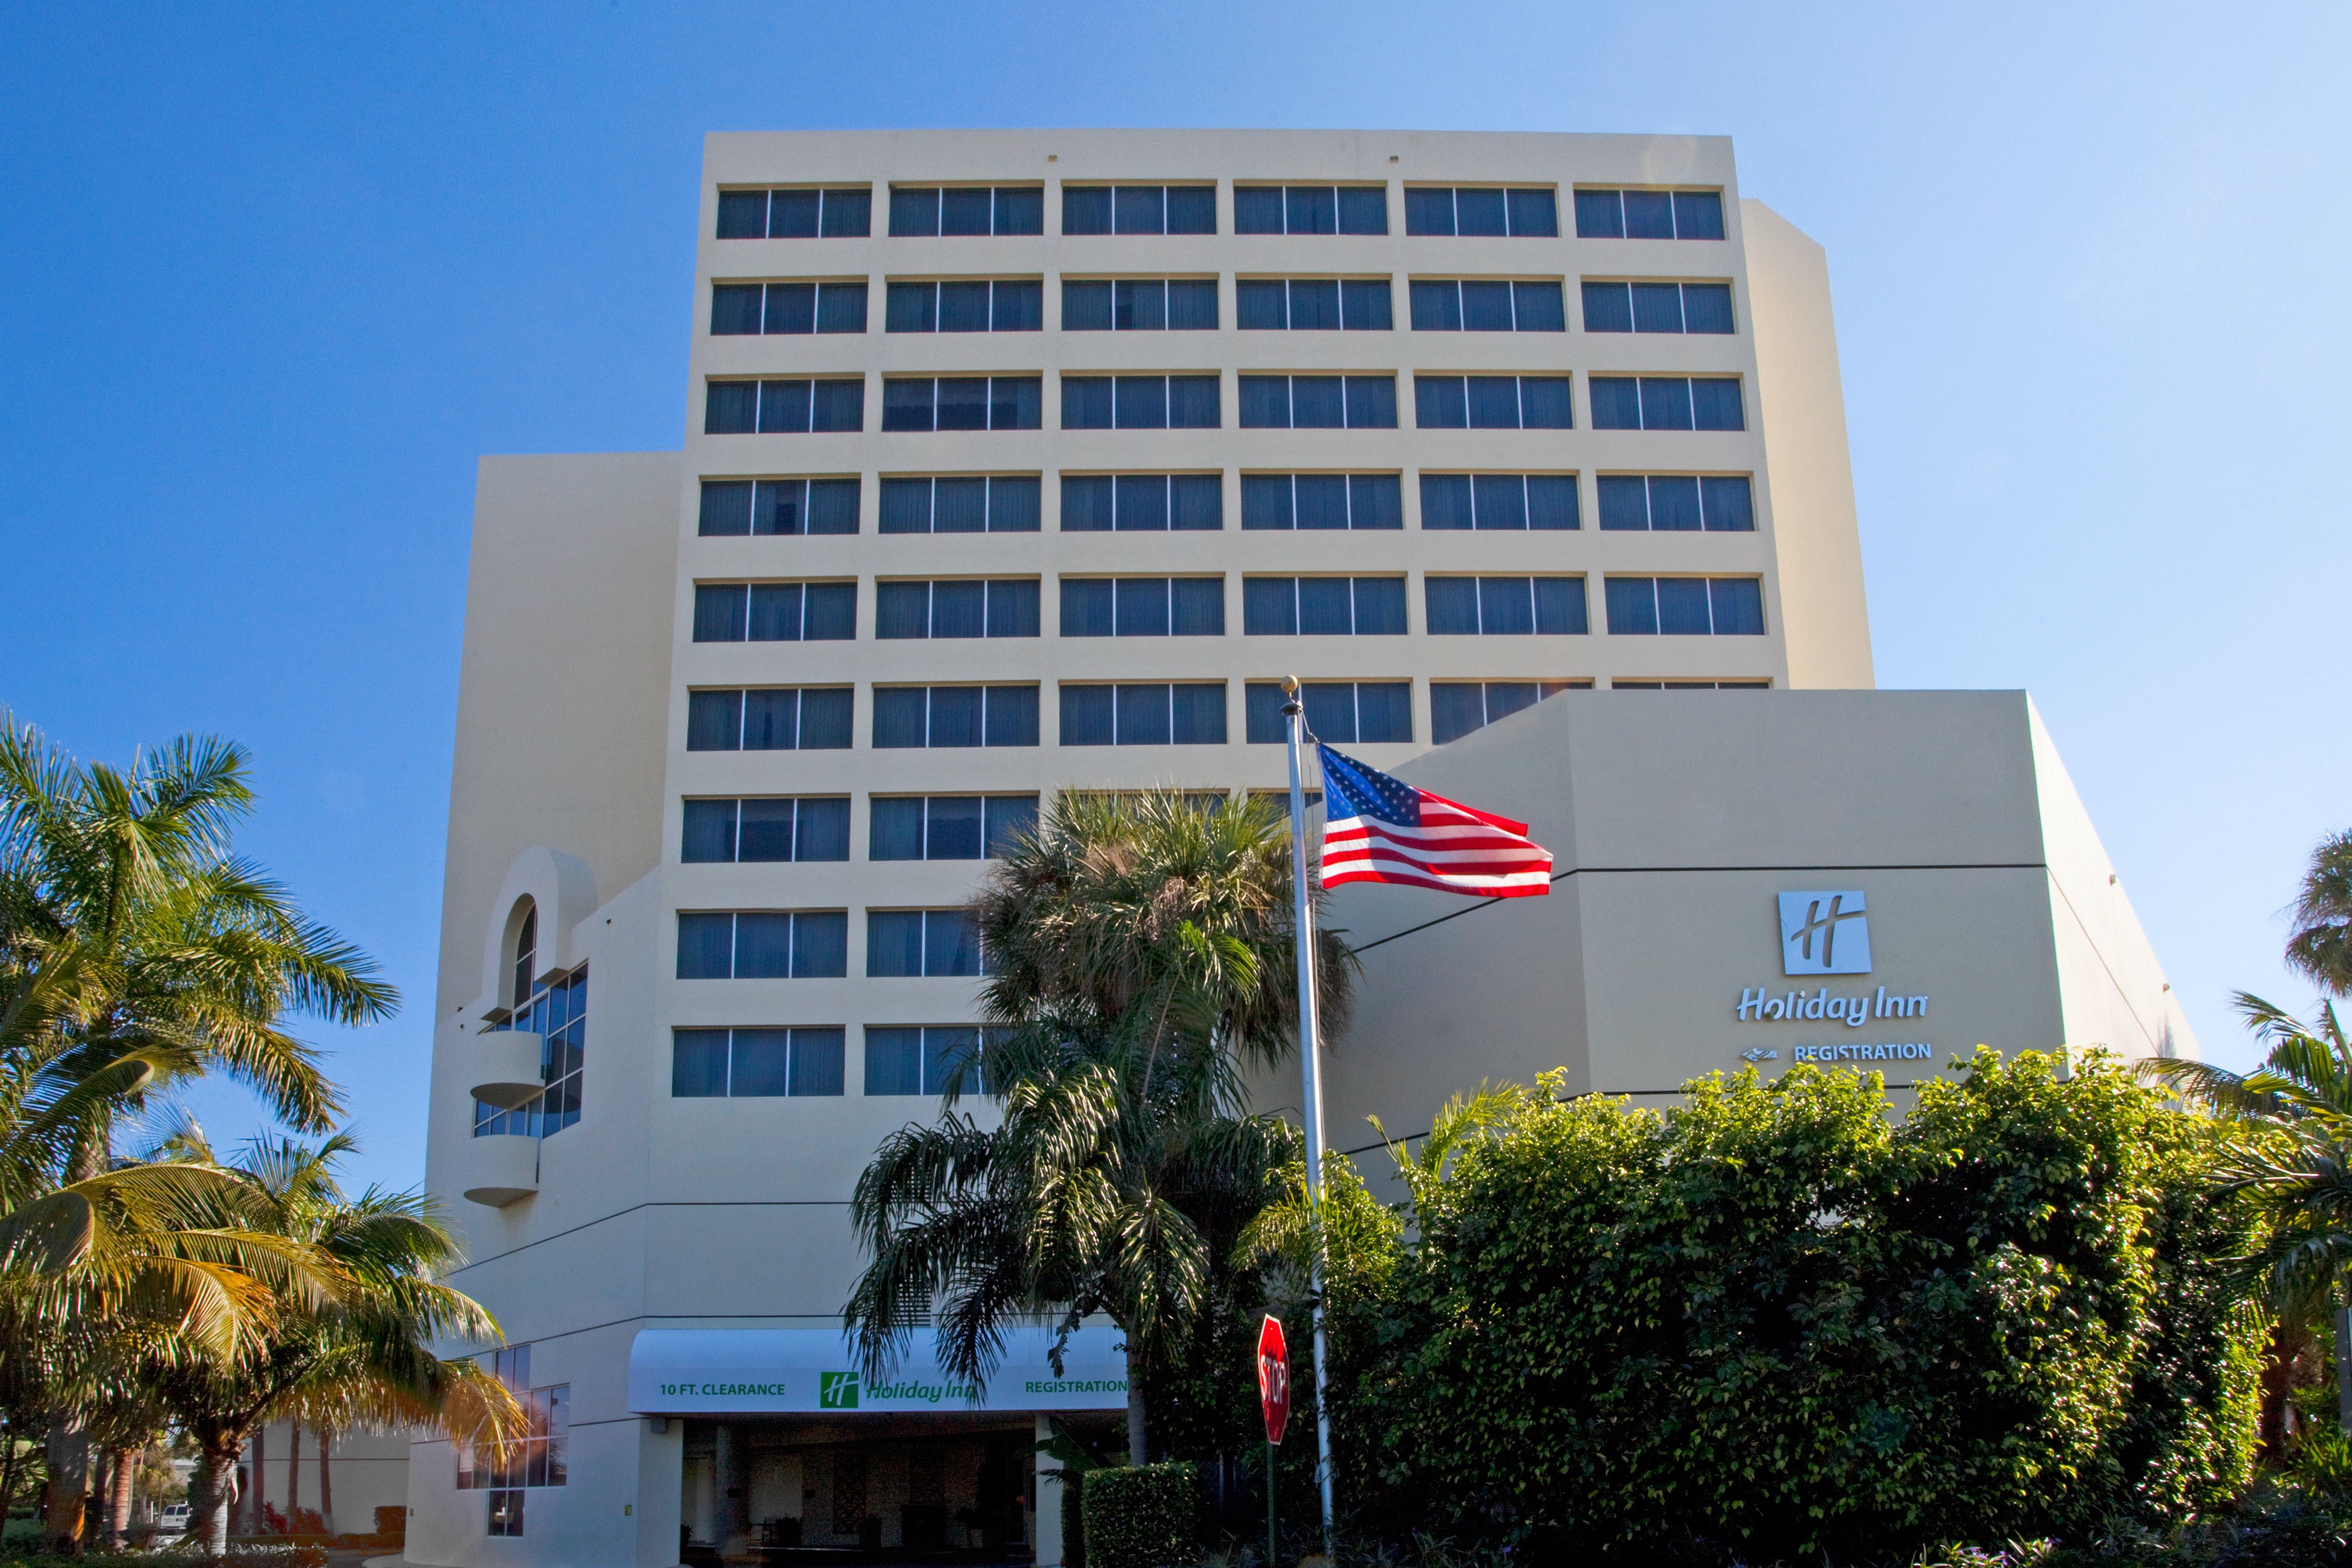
404,129 -> 2088,1568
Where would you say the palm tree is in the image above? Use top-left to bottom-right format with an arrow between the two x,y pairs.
2142,994 -> 2352,1429
846,791 -> 1353,1465
2286,829 -> 2352,997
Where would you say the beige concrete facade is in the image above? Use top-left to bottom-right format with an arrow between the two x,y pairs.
409,129 -> 1910,1568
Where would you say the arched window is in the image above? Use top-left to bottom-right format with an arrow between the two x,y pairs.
479,899 -> 588,1143
511,903 -> 537,1009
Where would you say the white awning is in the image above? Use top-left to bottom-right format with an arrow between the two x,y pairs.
627,1326 -> 1128,1414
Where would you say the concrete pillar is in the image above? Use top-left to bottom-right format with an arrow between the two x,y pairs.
1033,1416 -> 1064,1568
635,1417 -> 685,1568
714,1423 -> 752,1559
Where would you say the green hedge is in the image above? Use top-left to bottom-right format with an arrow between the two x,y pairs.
1081,1461 -> 1200,1568
1060,1470 -> 1085,1568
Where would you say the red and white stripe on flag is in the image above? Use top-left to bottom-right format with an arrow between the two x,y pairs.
1315,744 -> 1553,898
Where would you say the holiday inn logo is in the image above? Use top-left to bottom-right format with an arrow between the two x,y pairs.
1779,891 -> 1871,976
819,1372 -> 860,1409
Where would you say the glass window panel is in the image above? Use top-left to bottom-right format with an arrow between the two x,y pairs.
1113,185 -> 1165,234
1702,475 -> 1755,532
1573,188 -> 1624,238
1589,377 -> 1641,430
1656,577 -> 1713,634
1582,281 -> 1633,333
734,913 -> 792,978
1171,474 -> 1222,530
1116,684 -> 1171,745
797,797 -> 850,861
705,381 -> 758,434
699,480 -> 753,536
1631,282 -> 1684,333
1115,473 -> 1169,531
1691,379 -> 1745,431
816,282 -> 866,333
1237,279 -> 1287,330
1460,280 -> 1515,330
988,474 -> 1040,531
1062,279 -> 1112,330
731,1029 -> 792,1096
1244,577 -> 1297,635
866,912 -> 925,977
984,684 -> 1038,746
799,688 -> 852,749
1338,186 -> 1388,235
716,191 -> 768,239
926,910 -> 983,976
883,379 -> 935,432
880,478 -> 932,534
1108,376 -> 1163,430
914,476 -> 978,534
1473,474 -> 1527,530
872,688 -> 929,748
937,281 -> 991,332
1170,577 -> 1223,635
1285,278 -> 1338,330
752,478 -> 801,535
1649,475 -> 1703,531
1419,474 -> 1473,530
1060,684 -> 1114,745
984,796 -> 1038,857
1521,377 -> 1572,428
746,583 -> 803,641
1169,375 -> 1220,428
992,376 -> 1041,430
1300,682 -> 1357,743
1711,577 -> 1765,635
1528,475 -> 1580,530
790,1028 -> 846,1096
1532,577 -> 1587,636
1296,577 -> 1353,635
1165,185 -> 1215,233
1291,376 -> 1344,428
1233,186 -> 1284,234
1403,188 -> 1454,236
1425,576 -> 1479,635
1485,682 -> 1539,725
768,189 -> 820,237
1455,188 -> 1507,236
672,1029 -> 729,1096
711,284 -> 763,335
1114,577 -> 1170,637
1409,280 -> 1460,331
940,187 -> 992,236
1623,190 -> 1675,238
811,379 -> 863,432
688,691 -> 741,751
1598,474 -> 1649,530
917,1027 -> 971,1094
1353,577 -> 1407,635
1114,279 -> 1166,331
1357,682 -> 1412,742
1508,188 -> 1559,236
1468,377 -> 1522,429
1349,472 -> 1402,527
1513,281 -> 1566,331
1286,185 -> 1336,234
1166,279 -> 1217,329
926,796 -> 984,860
1245,683 -> 1289,744
681,800 -> 736,864
1294,474 -> 1349,530
1479,576 -> 1536,635
1606,577 -> 1659,635
1415,375 -> 1468,429
870,798 -> 925,860
694,584 -> 747,643
995,186 -> 1043,235
876,581 -> 929,639
988,579 -> 1039,637
1171,683 -> 1226,744
819,189 -> 870,236
737,798 -> 797,861
1062,186 -> 1112,235
1674,191 -> 1726,240
1340,278 -> 1391,329
865,1028 -> 924,1095
1640,377 -> 1695,431
935,378 -> 988,431
1238,376 -> 1288,428
1682,283 -> 1734,333
1061,474 -> 1114,531
1242,474 -> 1293,530
742,689 -> 799,750
890,188 -> 939,236
928,686 -> 983,745
1430,683 -> 1487,744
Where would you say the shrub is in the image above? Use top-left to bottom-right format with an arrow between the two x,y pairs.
372,1506 -> 407,1540
1061,1472 -> 1085,1568
1082,1461 -> 1201,1568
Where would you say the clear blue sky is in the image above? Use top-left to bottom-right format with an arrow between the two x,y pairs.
4,2 -> 2344,1192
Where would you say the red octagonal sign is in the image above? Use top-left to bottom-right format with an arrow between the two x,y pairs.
1257,1315 -> 1290,1445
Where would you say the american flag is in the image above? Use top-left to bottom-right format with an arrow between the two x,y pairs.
1317,745 -> 1554,898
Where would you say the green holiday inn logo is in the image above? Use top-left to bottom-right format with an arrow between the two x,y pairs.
819,1372 -> 860,1409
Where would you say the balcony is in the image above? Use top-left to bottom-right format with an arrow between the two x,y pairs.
469,1030 -> 547,1110
459,1132 -> 539,1208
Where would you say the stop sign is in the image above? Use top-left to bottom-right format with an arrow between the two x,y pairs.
1256,1316 -> 1290,1445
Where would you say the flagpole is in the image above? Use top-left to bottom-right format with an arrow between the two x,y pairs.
1279,675 -> 1337,1554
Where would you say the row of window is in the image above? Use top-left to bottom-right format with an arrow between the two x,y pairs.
705,374 -> 1745,434
710,276 -> 1734,335
716,183 -> 1725,241
672,1025 -> 992,1098
695,471 -> 1755,535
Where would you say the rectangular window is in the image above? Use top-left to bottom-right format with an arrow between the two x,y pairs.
697,477 -> 861,537
671,1027 -> 846,1098
1233,278 -> 1392,330
1611,679 -> 1771,690
1423,577 -> 1588,636
684,688 -> 854,752
1587,376 -> 1745,432
690,581 -> 856,643
1059,374 -> 1220,430
1412,376 -> 1573,430
1242,577 -> 1407,636
1244,681 -> 1411,745
1059,278 -> 1219,331
873,579 -> 1039,639
710,280 -> 869,336
1571,188 -> 1726,241
866,909 -> 990,978
1239,473 -> 1403,531
1057,473 -> 1220,533
878,376 -> 1043,432
717,187 -> 873,239
1058,682 -> 1228,746
473,969 -> 587,1140
1416,473 -> 1579,531
674,911 -> 850,980
1059,184 -> 1217,236
1231,185 -> 1388,236
877,474 -> 1041,534
704,379 -> 865,435
1407,280 -> 1567,332
1236,375 -> 1397,430
681,797 -> 852,864
883,279 -> 1044,333
1595,474 -> 1754,532
870,795 -> 1040,861
1604,577 -> 1767,635
870,685 -> 1040,748
1429,681 -> 1586,745
1579,280 -> 1735,334
1059,577 -> 1225,637
1402,187 -> 1558,237
887,185 -> 1044,237
863,1025 -> 994,1096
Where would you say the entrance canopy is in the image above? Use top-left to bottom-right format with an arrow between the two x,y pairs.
628,1326 -> 1128,1414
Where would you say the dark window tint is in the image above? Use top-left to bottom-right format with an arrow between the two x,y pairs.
864,1025 -> 995,1096
1060,577 -> 1225,637
718,187 -> 871,238
691,581 -> 855,642
1402,187 -> 1557,236
1058,473 -> 1222,532
1430,681 -> 1585,744
1573,189 -> 1725,240
870,795 -> 1039,861
1060,375 -> 1220,430
1417,473 -> 1578,531
672,1027 -> 844,1098
710,280 -> 866,335
704,379 -> 865,435
884,279 -> 1043,333
1580,280 -> 1734,334
1236,376 -> 1397,430
684,688 -> 852,752
1409,279 -> 1565,332
1424,577 -> 1587,636
1242,577 -> 1407,636
1059,683 -> 1228,746
1244,682 -> 1411,744
1604,577 -> 1766,635
674,911 -> 848,979
1235,278 -> 1390,330
1233,185 -> 1387,236
875,474 -> 1040,534
874,579 -> 1040,640
1411,376 -> 1572,430
1059,278 -> 1218,331
697,477 -> 859,537
1597,473 -> 1754,532
866,910 -> 989,977
879,377 -> 1042,432
871,686 -> 1039,748
1060,185 -> 1215,235
1239,473 -> 1402,531
1588,376 -> 1744,431
890,186 -> 1044,236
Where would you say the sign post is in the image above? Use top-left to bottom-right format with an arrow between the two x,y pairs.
1257,1316 -> 1289,1567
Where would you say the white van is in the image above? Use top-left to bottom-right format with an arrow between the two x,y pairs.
156,1504 -> 191,1534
